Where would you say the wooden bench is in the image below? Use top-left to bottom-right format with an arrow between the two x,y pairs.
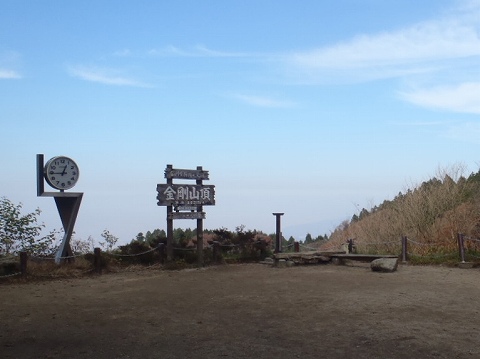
273,251 -> 399,266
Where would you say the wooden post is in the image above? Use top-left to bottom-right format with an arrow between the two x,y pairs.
20,251 -> 27,277
158,243 -> 165,264
213,241 -> 219,263
401,236 -> 408,263
94,247 -> 102,274
166,165 -> 173,262
348,239 -> 354,254
457,233 -> 466,263
294,241 -> 300,252
196,166 -> 204,267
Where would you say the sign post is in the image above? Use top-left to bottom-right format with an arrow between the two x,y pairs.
272,213 -> 284,253
157,165 -> 215,266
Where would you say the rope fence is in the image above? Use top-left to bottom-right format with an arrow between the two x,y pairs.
290,233 -> 480,265
3,233 -> 479,279
0,240 -> 258,279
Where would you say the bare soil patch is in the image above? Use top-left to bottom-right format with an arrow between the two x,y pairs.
1,263 -> 480,358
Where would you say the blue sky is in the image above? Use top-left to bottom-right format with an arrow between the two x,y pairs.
1,0 -> 479,245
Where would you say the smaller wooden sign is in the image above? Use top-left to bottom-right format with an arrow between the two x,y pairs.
176,205 -> 197,211
165,167 -> 209,180
168,212 -> 206,220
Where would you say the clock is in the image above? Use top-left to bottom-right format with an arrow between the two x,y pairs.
44,156 -> 80,190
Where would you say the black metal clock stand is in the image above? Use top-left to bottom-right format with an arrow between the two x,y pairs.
36,154 -> 83,264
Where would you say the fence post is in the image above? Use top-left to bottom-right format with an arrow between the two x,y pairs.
347,239 -> 354,254
401,236 -> 408,263
94,247 -> 102,274
294,241 -> 300,253
212,241 -> 219,263
158,243 -> 165,264
457,233 -> 466,263
20,251 -> 28,277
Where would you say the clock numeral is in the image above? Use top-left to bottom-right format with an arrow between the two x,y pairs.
70,165 -> 75,170
71,177 -> 75,181
52,176 -> 56,180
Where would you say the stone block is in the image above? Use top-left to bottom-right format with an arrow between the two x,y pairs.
371,257 -> 398,273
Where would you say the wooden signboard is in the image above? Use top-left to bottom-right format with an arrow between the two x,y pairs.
168,212 -> 206,220
156,184 -> 215,206
158,164 -> 214,266
165,168 -> 209,180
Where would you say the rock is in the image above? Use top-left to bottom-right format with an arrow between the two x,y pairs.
276,259 -> 287,268
371,258 -> 398,272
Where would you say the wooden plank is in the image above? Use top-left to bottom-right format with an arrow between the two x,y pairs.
273,251 -> 345,260
331,254 -> 399,261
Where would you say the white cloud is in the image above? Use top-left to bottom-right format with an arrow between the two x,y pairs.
67,65 -> 151,87
285,1 -> 480,115
288,3 -> 480,83
0,69 -> 21,79
399,82 -> 480,114
232,94 -> 296,108
293,23 -> 480,70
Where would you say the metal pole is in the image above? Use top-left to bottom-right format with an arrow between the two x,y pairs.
272,213 -> 284,253
36,154 -> 45,196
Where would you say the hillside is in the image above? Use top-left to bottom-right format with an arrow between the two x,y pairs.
320,165 -> 480,258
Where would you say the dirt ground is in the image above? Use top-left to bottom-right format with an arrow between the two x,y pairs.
1,262 -> 480,359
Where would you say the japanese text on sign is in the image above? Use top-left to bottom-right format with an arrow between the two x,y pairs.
156,184 -> 215,206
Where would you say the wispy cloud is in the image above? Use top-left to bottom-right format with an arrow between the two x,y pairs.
232,94 -> 296,108
291,22 -> 480,72
0,50 -> 22,79
287,0 -> 479,79
399,82 -> 480,114
148,44 -> 250,58
0,69 -> 21,79
67,65 -> 151,87
112,48 -> 132,57
390,120 -> 448,127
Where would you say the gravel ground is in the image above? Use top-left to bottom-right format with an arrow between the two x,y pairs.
1,262 -> 480,358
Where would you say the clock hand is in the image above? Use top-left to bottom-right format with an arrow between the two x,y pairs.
61,165 -> 67,176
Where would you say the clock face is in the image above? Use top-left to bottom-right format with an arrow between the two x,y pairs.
44,156 -> 79,190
